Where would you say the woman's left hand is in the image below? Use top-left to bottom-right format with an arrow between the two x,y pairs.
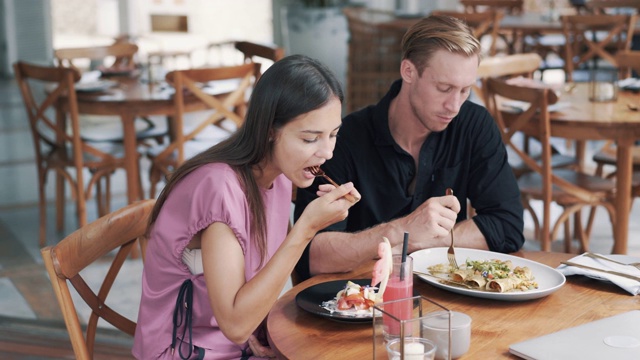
247,334 -> 276,358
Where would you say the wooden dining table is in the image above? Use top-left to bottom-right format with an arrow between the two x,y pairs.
72,76 -> 176,203
72,75 -> 235,204
550,83 -> 640,254
267,251 -> 639,359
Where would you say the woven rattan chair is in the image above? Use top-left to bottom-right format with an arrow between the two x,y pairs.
343,7 -> 408,112
484,77 -> 617,253
41,199 -> 154,360
13,61 -> 129,247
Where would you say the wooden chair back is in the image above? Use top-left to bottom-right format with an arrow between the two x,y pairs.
147,63 -> 259,197
476,53 -> 542,104
13,61 -> 125,247
234,41 -> 285,63
484,78 -> 616,252
40,199 -> 154,360
430,10 -> 504,56
460,0 -> 524,15
234,41 -> 285,80
587,0 -> 640,14
561,13 -> 637,82
615,49 -> 640,75
54,42 -> 139,73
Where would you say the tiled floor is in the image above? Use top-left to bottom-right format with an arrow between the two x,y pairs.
1,73 -> 639,334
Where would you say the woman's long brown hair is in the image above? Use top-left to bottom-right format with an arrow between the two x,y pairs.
148,55 -> 344,266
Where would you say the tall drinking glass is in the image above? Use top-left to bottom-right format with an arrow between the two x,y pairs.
383,254 -> 414,338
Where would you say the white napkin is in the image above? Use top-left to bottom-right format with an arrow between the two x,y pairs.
79,70 -> 101,83
557,253 -> 640,296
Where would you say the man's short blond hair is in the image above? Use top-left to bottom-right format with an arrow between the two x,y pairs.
401,15 -> 482,75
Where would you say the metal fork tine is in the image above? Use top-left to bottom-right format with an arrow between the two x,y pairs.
446,187 -> 459,269
308,166 -> 359,203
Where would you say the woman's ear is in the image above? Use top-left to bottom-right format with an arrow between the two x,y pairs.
400,59 -> 417,83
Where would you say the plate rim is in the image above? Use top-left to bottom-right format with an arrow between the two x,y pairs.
75,80 -> 116,92
412,247 -> 566,301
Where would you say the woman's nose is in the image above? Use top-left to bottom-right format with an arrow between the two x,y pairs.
316,141 -> 334,160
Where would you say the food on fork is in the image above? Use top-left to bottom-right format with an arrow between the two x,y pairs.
428,258 -> 538,293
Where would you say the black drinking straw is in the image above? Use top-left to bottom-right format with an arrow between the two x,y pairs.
400,231 -> 409,281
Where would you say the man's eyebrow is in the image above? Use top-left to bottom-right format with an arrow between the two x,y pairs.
436,81 -> 474,88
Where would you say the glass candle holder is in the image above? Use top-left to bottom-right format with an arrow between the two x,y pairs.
373,295 -> 452,360
589,68 -> 618,102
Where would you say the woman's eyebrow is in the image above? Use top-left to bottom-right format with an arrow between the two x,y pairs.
300,124 -> 342,135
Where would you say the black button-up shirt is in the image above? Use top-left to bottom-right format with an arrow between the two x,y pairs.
294,80 -> 524,280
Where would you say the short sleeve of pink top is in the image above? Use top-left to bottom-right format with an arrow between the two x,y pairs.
133,163 -> 292,360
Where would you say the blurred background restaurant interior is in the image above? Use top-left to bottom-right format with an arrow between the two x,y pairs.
0,0 -> 639,358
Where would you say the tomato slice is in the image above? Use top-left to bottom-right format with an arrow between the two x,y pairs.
337,297 -> 351,310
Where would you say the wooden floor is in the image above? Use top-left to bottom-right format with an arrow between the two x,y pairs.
0,316 -> 134,360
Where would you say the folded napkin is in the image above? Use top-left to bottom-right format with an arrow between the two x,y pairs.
557,253 -> 640,296
79,70 -> 101,83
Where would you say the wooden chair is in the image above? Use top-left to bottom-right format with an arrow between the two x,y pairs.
586,50 -> 640,235
54,42 -> 168,145
476,53 -> 579,180
54,42 -> 139,73
147,62 -> 259,197
13,61 -> 129,247
460,0 -> 523,14
475,53 -> 543,104
586,0 -> 640,14
430,10 -> 505,56
40,199 -> 154,360
234,41 -> 285,77
561,13 -> 637,82
460,0 -> 524,53
484,77 -> 617,253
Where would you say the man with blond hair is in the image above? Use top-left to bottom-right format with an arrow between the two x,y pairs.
294,15 -> 524,281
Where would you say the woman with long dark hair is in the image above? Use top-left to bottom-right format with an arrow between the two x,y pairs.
133,55 -> 360,359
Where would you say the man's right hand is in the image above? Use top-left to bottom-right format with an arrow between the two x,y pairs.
401,194 -> 460,253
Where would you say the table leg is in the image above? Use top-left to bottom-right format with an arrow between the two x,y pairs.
121,114 -> 142,203
613,141 -> 632,254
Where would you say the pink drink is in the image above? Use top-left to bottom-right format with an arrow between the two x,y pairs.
382,256 -> 414,337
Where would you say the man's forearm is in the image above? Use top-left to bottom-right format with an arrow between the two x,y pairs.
308,216 -> 489,276
450,219 -> 489,251
308,220 -> 409,276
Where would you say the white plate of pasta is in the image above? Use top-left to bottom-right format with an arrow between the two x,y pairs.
412,248 -> 565,301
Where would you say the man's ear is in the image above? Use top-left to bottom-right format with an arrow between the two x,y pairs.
400,59 -> 417,83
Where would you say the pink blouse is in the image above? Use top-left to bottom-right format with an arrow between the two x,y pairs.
133,163 -> 291,359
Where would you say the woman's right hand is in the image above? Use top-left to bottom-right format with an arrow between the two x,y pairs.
296,182 -> 359,234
